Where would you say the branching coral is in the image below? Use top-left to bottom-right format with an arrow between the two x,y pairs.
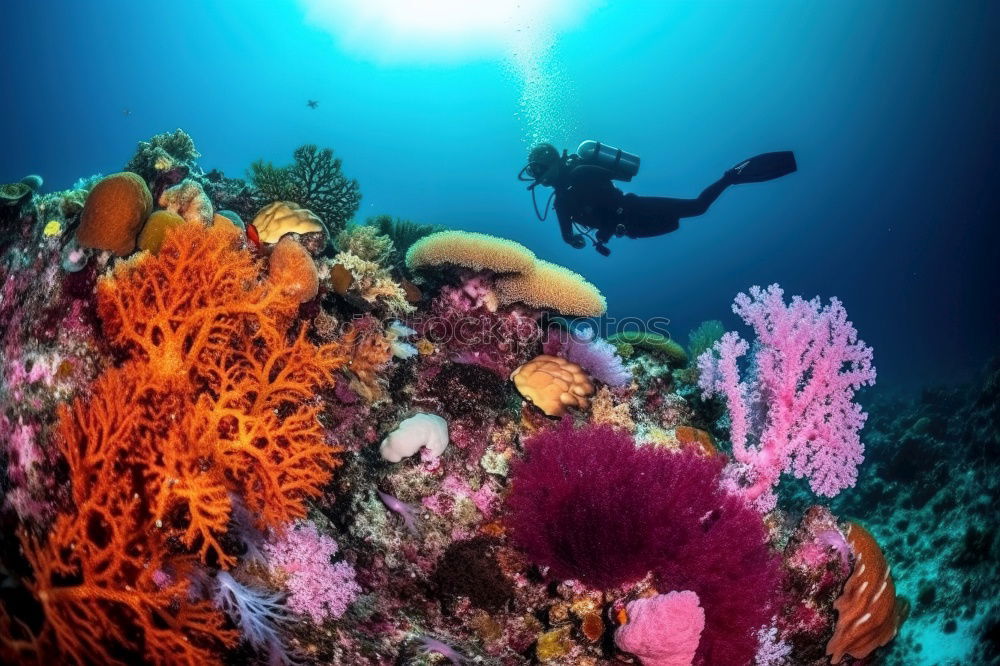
365,214 -> 445,263
265,521 -> 361,623
16,221 -> 350,663
22,367 -> 237,665
697,284 -> 876,511
336,223 -> 395,264
249,145 -> 360,235
125,128 -> 200,183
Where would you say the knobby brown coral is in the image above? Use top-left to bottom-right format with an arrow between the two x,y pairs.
826,522 -> 907,663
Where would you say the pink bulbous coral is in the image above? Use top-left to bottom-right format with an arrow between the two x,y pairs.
615,591 -> 705,666
697,284 -> 876,511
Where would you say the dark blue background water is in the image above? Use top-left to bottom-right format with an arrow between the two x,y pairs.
3,0 -> 997,390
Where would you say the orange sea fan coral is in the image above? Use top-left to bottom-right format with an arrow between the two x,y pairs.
96,221 -> 298,378
12,221 -> 351,664
20,367 -> 236,665
826,522 -> 907,663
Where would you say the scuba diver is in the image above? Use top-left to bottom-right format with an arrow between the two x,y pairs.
519,141 -> 797,256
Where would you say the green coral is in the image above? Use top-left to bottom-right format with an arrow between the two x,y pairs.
124,129 -> 200,182
249,145 -> 361,236
607,331 -> 688,366
687,319 -> 725,360
364,214 -> 444,263
336,224 -> 395,264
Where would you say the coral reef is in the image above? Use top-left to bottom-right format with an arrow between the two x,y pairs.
249,145 -> 360,236
1,133 -> 942,666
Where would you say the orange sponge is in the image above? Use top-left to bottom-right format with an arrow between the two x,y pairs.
77,172 -> 153,256
268,235 -> 319,304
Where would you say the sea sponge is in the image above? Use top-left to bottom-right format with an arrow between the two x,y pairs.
615,591 -> 705,666
496,259 -> 607,317
609,331 -> 688,366
267,236 -> 319,304
405,230 -> 537,275
510,354 -> 594,417
76,172 -> 153,255
251,201 -> 327,246
826,522 -> 907,663
136,210 -> 184,254
158,178 -> 214,225
380,413 -> 449,463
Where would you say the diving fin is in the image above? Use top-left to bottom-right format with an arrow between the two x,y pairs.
728,151 -> 797,184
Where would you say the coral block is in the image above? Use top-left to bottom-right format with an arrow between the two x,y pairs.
77,171 -> 152,255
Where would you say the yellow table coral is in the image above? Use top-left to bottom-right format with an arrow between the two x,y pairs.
510,355 -> 595,417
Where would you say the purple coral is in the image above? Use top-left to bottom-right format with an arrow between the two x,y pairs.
264,521 -> 361,623
377,489 -> 421,536
551,325 -> 631,386
504,419 -> 781,665
698,284 -> 876,511
213,571 -> 293,665
415,635 -> 469,665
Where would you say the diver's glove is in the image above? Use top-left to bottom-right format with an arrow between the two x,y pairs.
567,234 -> 587,249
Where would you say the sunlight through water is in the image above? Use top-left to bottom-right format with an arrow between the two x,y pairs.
298,0 -> 600,145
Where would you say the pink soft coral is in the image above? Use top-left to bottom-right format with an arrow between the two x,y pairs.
697,284 -> 875,511
265,521 -> 361,623
615,591 -> 705,666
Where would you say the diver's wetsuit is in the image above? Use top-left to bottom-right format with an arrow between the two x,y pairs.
553,160 -> 732,246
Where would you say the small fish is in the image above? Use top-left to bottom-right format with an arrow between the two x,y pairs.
246,223 -> 261,250
306,100 -> 319,109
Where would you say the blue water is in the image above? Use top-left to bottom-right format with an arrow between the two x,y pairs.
2,0 -> 997,389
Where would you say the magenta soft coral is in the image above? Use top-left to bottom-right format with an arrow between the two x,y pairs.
697,284 -> 876,511
504,419 -> 781,665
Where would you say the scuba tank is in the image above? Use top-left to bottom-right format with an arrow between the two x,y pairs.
576,140 -> 640,182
